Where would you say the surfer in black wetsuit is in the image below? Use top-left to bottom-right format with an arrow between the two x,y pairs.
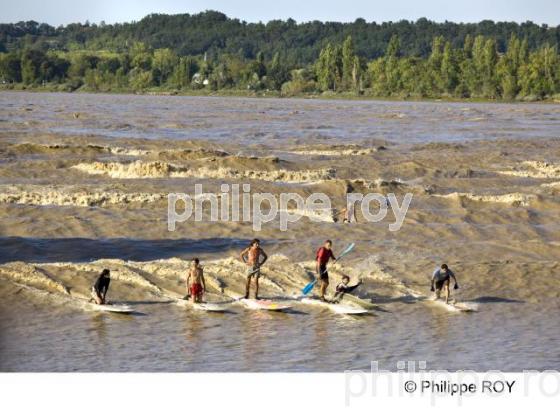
91,269 -> 111,305
332,275 -> 362,303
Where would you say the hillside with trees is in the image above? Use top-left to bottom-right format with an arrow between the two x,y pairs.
1,11 -> 559,100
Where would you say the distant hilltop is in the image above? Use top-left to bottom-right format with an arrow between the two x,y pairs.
1,10 -> 559,62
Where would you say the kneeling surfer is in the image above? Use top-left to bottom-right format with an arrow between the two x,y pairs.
332,275 -> 363,302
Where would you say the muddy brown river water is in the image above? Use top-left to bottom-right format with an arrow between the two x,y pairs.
0,91 -> 559,371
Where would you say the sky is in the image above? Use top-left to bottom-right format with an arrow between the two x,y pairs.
1,0 -> 559,26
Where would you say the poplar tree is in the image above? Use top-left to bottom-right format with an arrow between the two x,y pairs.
341,36 -> 355,91
497,34 -> 522,99
481,38 -> 498,98
441,41 -> 459,94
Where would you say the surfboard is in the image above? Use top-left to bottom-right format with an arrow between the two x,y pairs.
428,297 -> 477,313
300,297 -> 369,315
339,293 -> 377,309
407,289 -> 477,313
238,298 -> 291,311
90,303 -> 134,313
176,299 -> 229,312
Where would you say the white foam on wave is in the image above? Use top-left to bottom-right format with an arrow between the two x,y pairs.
71,160 -> 337,183
0,184 -> 167,207
433,192 -> 536,207
499,161 -> 560,179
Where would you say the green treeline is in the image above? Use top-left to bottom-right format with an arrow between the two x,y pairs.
2,33 -> 559,100
2,11 -> 559,63
1,12 -> 560,100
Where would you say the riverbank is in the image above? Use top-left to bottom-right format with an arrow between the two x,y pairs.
2,84 -> 559,104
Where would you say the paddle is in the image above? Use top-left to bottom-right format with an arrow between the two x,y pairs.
301,242 -> 356,295
302,279 -> 317,295
337,242 -> 356,262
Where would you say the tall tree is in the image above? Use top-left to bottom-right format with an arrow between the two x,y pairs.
152,48 -> 177,86
497,34 -> 522,99
427,36 -> 445,94
440,41 -> 459,94
341,35 -> 356,91
316,43 -> 342,91
351,55 -> 361,92
468,35 -> 486,96
481,38 -> 498,97
267,52 -> 289,90
20,49 -> 45,84
518,44 -> 560,98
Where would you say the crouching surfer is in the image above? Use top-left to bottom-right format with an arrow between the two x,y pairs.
186,258 -> 206,303
332,275 -> 363,303
431,264 -> 459,304
91,269 -> 110,305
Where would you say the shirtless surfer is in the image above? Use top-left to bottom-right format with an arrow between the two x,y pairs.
186,258 -> 206,303
240,238 -> 268,299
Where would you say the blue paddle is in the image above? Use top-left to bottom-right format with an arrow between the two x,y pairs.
337,242 -> 356,261
301,243 -> 356,295
302,279 -> 317,295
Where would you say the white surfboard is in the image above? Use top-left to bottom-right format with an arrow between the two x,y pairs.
339,293 -> 377,309
300,297 -> 369,315
238,298 -> 291,311
176,299 -> 229,312
193,302 -> 229,312
428,297 -> 477,312
90,303 -> 134,313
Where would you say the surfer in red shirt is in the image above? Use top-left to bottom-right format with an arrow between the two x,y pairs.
316,239 -> 337,301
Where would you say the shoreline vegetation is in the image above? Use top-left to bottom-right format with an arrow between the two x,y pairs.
1,11 -> 560,102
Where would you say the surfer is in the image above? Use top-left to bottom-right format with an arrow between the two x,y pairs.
431,264 -> 459,303
186,258 -> 206,303
316,239 -> 337,301
91,269 -> 110,305
341,201 -> 357,223
332,275 -> 363,302
240,238 -> 268,299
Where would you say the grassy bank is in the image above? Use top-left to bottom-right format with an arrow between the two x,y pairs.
2,83 -> 559,104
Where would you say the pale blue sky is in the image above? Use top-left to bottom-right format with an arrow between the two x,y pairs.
2,0 -> 559,26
